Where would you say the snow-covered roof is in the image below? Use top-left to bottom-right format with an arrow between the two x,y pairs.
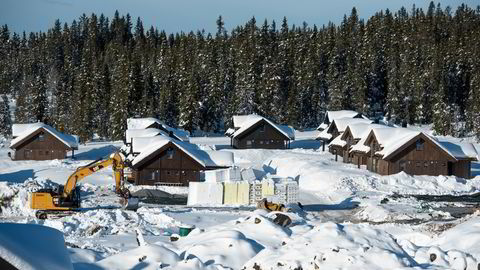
332,118 -> 373,133
131,135 -> 234,168
317,110 -> 367,129
351,127 -> 478,161
348,124 -> 393,153
225,128 -> 235,136
125,128 -> 168,144
231,114 -> 295,140
327,110 -> 364,121
316,128 -> 332,140
317,123 -> 328,131
436,140 -> 478,161
126,117 -> 189,141
233,115 -> 261,129
329,135 -> 347,148
0,223 -> 74,270
10,123 -> 78,149
316,118 -> 372,141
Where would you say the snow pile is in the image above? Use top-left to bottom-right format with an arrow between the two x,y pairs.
0,179 -> 58,217
40,207 -> 181,240
0,223 -> 73,270
433,213 -> 480,260
243,222 -> 417,269
95,244 -> 181,270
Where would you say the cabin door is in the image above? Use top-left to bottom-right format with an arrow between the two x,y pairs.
24,149 -> 32,159
447,162 -> 453,176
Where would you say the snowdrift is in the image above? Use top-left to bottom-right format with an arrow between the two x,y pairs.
0,223 -> 73,270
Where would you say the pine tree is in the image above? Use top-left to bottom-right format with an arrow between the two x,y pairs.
0,95 -> 11,136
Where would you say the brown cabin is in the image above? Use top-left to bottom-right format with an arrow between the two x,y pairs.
131,140 -> 231,186
329,126 -> 361,163
9,124 -> 78,161
231,118 -> 294,149
359,130 -> 476,179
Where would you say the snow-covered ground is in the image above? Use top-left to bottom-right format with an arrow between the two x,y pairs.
1,130 -> 480,269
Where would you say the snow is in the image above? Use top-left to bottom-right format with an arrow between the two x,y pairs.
124,128 -> 167,144
0,223 -> 73,270
126,117 -> 190,141
10,123 -> 78,149
231,114 -> 295,140
131,135 -> 234,168
0,129 -> 480,269
331,118 -> 373,133
329,134 -> 347,147
327,110 -> 364,121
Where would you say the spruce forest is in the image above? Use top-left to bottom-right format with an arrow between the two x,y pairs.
0,2 -> 479,142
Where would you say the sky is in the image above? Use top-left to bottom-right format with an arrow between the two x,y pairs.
1,0 -> 478,34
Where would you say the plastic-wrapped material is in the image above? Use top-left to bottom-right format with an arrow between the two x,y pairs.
187,182 -> 223,205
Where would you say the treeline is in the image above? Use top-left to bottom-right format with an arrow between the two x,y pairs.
0,2 -> 479,142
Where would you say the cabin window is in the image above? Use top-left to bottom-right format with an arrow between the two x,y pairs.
259,124 -> 265,132
38,134 -> 45,141
266,140 -> 270,145
246,140 -> 252,147
149,171 -> 155,180
166,148 -> 174,159
416,162 -> 420,167
424,161 -> 428,167
416,139 -> 424,151
259,140 -> 263,144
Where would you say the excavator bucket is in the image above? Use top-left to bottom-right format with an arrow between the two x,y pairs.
121,196 -> 139,211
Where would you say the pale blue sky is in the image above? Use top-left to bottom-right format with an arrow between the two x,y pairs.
1,0 -> 478,34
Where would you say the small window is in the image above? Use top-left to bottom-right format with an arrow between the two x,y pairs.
416,162 -> 421,167
246,140 -> 252,146
266,140 -> 269,144
416,139 -> 424,151
259,140 -> 263,144
259,125 -> 265,132
166,148 -> 174,159
38,134 -> 45,141
424,161 -> 428,167
149,171 -> 155,180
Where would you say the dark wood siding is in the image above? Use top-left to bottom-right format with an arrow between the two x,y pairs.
385,135 -> 454,176
133,142 -> 206,186
12,129 -> 70,160
233,120 -> 290,149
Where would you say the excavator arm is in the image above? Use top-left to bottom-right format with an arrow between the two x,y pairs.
62,152 -> 125,199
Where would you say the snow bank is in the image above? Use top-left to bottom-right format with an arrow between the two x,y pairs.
0,179 -> 58,217
95,244 -> 180,270
243,222 -> 417,269
0,223 -> 73,270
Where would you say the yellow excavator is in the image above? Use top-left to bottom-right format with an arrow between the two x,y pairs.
30,151 -> 139,219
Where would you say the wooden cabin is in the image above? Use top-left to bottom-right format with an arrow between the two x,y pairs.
330,123 -> 392,165
130,136 -> 233,186
127,117 -> 190,142
9,123 -> 78,161
317,118 -> 372,151
317,110 -> 366,131
229,115 -> 295,149
351,128 -> 478,179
